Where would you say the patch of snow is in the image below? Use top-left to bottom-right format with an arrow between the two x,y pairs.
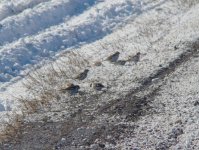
0,0 -> 99,45
0,0 -> 141,82
0,0 -> 50,21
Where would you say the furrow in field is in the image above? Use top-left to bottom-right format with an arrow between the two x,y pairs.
0,0 -> 99,45
0,0 -> 50,21
0,0 -> 139,82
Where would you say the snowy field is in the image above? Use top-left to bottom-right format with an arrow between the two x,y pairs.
0,0 -> 199,149
0,0 -> 147,110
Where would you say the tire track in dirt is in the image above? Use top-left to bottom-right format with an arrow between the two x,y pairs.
98,39 -> 199,116
49,39 -> 199,148
1,39 -> 199,150
80,39 -> 199,146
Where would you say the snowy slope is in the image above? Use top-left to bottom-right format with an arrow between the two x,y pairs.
0,0 -> 199,149
0,0 -> 98,45
0,0 -> 141,83
0,0 -> 50,21
0,0 -> 174,109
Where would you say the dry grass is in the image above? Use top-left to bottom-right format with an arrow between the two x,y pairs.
0,112 -> 23,144
173,0 -> 199,9
0,51 -> 91,144
19,51 -> 90,114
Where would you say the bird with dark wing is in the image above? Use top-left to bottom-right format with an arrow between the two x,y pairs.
75,69 -> 89,80
106,51 -> 120,62
60,83 -> 80,95
113,60 -> 126,66
90,83 -> 105,91
127,52 -> 141,64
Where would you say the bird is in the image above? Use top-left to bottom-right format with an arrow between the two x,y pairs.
174,45 -> 178,50
106,51 -> 120,62
93,61 -> 102,67
127,52 -> 141,64
0,103 -> 5,111
90,83 -> 105,91
113,60 -> 126,66
75,69 -> 89,80
60,83 -> 80,95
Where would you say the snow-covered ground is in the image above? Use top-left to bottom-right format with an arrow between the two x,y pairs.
0,0 -> 148,108
0,0 -> 165,108
0,0 -> 141,83
0,0 -> 50,21
0,0 -> 199,149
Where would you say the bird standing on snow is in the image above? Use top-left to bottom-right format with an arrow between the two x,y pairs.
60,83 -> 80,95
93,61 -> 102,67
127,52 -> 141,64
114,60 -> 126,66
106,51 -> 120,62
90,83 -> 105,91
75,69 -> 89,80
0,103 -> 5,111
